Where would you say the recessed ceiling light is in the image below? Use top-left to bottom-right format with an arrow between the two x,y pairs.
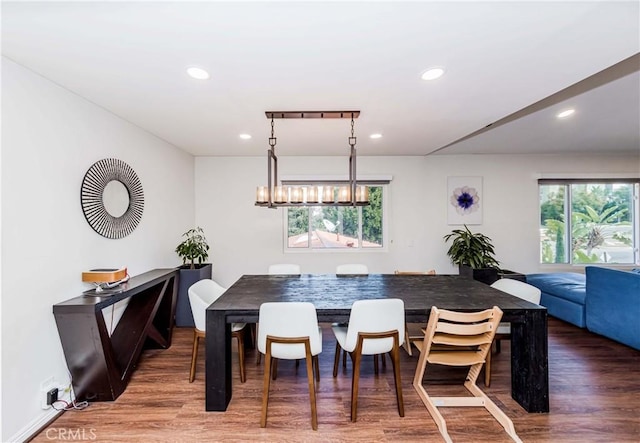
370,133 -> 383,139
421,67 -> 445,81
556,109 -> 575,119
186,66 -> 210,80
239,134 -> 252,140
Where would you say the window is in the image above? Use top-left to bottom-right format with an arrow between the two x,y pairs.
539,179 -> 639,265
286,186 -> 385,250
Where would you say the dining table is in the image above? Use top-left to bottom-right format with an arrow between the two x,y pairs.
205,273 -> 549,413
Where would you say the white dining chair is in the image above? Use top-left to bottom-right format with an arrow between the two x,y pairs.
485,278 -> 541,386
331,298 -> 405,422
258,302 -> 322,430
256,263 -> 303,365
336,264 -> 369,275
188,279 -> 247,383
268,263 -> 302,275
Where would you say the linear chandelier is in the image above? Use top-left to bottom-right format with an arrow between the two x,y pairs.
255,110 -> 369,208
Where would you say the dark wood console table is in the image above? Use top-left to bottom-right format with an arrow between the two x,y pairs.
53,268 -> 179,401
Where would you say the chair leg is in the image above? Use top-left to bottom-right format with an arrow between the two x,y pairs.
233,329 -> 246,383
313,355 -> 320,382
484,347 -> 492,387
189,329 -> 201,383
390,344 -> 405,417
256,323 -> 261,364
272,358 -> 278,380
381,353 -> 387,369
333,342 -> 341,377
403,324 -> 413,356
374,354 -> 379,375
350,350 -> 362,422
304,349 -> 318,430
260,346 -> 273,428
343,349 -> 347,368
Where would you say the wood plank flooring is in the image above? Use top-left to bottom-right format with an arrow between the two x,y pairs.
32,318 -> 640,442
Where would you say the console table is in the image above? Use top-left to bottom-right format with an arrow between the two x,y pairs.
53,268 -> 179,401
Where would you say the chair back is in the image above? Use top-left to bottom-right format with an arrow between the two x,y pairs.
394,270 -> 436,275
344,299 -> 405,354
258,302 -> 322,359
336,264 -> 369,275
188,279 -> 226,332
490,279 -> 541,304
268,263 -> 301,275
421,306 -> 503,365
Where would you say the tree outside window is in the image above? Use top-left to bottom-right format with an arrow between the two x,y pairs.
286,186 -> 384,250
539,181 -> 638,264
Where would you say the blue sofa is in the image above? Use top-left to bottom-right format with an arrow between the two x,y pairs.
527,266 -> 640,350
526,272 -> 587,327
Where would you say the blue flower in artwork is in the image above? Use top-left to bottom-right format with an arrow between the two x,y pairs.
450,186 -> 480,215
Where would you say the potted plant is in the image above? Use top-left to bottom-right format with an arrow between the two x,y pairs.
444,225 -> 500,285
175,227 -> 212,327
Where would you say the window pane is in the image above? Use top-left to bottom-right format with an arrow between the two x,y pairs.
287,207 -> 309,248
310,206 -> 359,248
540,184 -> 567,263
362,186 -> 383,248
571,183 -> 634,264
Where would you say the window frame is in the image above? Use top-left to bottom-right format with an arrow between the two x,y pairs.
538,178 -> 640,266
283,184 -> 389,253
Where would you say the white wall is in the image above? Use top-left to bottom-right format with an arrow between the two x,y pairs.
195,153 -> 639,287
1,58 -> 195,441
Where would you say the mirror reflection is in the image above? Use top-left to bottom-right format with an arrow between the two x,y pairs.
103,180 -> 130,217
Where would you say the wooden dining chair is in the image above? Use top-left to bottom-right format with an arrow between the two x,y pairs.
413,306 -> 522,443
485,278 -> 541,386
188,279 -> 247,383
331,298 -> 405,422
394,270 -> 436,356
258,302 -> 322,430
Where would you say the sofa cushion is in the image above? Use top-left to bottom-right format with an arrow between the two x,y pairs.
526,273 -> 586,305
585,266 -> 640,350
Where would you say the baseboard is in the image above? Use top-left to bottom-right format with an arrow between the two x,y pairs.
8,409 -> 63,443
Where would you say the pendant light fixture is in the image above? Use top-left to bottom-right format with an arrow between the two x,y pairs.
255,111 -> 369,208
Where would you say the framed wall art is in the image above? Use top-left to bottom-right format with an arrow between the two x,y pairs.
447,176 -> 482,225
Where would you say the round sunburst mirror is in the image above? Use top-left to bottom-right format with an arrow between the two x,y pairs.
80,158 -> 144,239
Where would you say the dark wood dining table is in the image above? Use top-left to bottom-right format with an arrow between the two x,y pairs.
205,273 -> 549,413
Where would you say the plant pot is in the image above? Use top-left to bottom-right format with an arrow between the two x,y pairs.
459,264 -> 499,286
175,263 -> 213,327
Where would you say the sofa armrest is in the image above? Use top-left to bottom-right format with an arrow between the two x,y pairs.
585,266 -> 640,350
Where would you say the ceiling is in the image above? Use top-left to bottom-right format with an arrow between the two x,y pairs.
2,1 -> 639,157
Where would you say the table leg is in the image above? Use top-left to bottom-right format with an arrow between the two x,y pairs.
206,309 -> 232,411
510,309 -> 549,412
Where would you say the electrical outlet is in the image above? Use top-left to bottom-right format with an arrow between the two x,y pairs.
47,388 -> 58,405
40,377 -> 58,409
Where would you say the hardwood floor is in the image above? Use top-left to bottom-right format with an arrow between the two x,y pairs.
32,318 -> 640,442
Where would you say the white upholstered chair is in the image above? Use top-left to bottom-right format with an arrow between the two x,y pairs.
331,298 -> 405,422
268,263 -> 302,275
485,278 -> 541,386
256,263 -> 303,365
258,302 -> 322,430
336,263 -> 369,275
188,279 -> 247,383
334,264 -> 374,368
